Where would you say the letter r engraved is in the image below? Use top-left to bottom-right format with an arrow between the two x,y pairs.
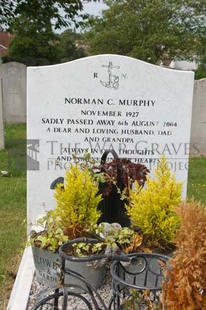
94,73 -> 98,78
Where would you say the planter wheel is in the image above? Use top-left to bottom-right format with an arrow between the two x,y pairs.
31,290 -> 93,310
110,252 -> 170,308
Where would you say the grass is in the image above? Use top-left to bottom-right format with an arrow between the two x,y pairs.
0,123 -> 26,309
0,123 -> 205,309
187,156 -> 206,204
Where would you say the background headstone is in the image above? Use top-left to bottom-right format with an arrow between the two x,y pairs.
190,79 -> 206,155
0,62 -> 26,123
0,79 -> 4,150
27,55 -> 194,232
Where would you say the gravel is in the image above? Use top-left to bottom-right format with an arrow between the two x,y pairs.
27,266 -> 113,310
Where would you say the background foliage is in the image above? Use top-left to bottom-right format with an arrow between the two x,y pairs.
1,0 -> 89,65
85,0 -> 206,61
1,0 -> 206,77
0,0 -> 95,30
84,0 -> 206,77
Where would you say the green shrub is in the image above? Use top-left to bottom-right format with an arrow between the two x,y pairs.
54,164 -> 102,239
126,157 -> 183,250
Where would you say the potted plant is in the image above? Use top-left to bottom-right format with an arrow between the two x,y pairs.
58,223 -> 144,267
29,162 -> 104,289
93,149 -> 150,226
126,156 -> 183,254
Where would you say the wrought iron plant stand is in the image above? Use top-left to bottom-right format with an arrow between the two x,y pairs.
31,238 -> 169,310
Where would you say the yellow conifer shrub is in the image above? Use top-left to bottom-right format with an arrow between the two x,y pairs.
126,156 -> 183,250
54,164 -> 102,239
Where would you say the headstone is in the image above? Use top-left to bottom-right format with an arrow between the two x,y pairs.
190,79 -> 206,155
0,79 -> 4,150
27,55 -> 194,232
0,62 -> 26,123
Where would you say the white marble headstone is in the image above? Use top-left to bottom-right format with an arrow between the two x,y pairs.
0,79 -> 4,150
27,55 -> 194,232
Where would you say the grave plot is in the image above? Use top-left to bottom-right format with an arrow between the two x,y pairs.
7,55 -> 194,310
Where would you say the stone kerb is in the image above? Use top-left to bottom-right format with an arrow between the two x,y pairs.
27,55 -> 194,233
0,79 -> 4,150
190,78 -> 206,155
